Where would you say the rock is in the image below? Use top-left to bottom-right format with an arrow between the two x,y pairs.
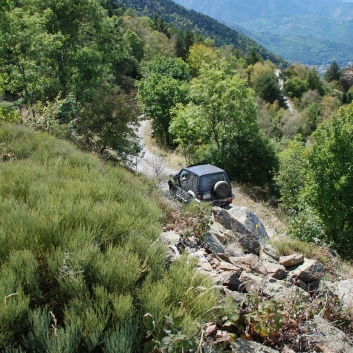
260,245 -> 280,261
335,279 -> 353,309
216,253 -> 232,263
212,206 -> 235,230
280,254 -> 304,267
238,233 -> 261,255
205,323 -> 217,336
209,221 -> 235,243
198,261 -> 213,272
217,261 -> 242,275
239,271 -> 309,302
225,242 -> 246,257
289,258 -> 325,282
209,257 -> 221,267
263,262 -> 287,280
218,271 -> 242,290
282,346 -> 295,353
230,339 -> 280,352
213,207 -> 262,255
221,287 -> 246,302
196,268 -> 220,284
189,251 -> 207,261
310,316 -> 353,352
230,254 -> 259,272
228,206 -> 269,240
259,252 -> 279,264
281,346 -> 296,353
161,230 -> 180,246
204,233 -> 226,254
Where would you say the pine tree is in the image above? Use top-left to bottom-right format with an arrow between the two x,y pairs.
324,60 -> 341,82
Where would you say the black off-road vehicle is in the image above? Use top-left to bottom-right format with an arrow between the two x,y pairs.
168,164 -> 234,206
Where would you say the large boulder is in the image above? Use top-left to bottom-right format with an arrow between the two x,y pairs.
289,258 -> 325,282
239,271 -> 309,302
204,233 -> 226,254
228,206 -> 269,240
209,221 -> 235,243
212,207 -> 261,254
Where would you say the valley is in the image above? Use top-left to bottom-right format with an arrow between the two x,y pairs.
173,0 -> 353,66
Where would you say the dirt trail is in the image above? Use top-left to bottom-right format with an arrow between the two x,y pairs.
135,119 -> 177,177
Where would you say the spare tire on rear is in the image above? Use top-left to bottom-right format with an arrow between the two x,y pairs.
213,181 -> 231,198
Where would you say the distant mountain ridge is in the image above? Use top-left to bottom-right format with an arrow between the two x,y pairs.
119,0 -> 288,67
173,0 -> 353,66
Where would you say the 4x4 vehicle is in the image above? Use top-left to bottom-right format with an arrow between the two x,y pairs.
168,164 -> 234,206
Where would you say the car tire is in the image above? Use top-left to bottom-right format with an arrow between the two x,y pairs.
213,181 -> 231,198
188,190 -> 196,200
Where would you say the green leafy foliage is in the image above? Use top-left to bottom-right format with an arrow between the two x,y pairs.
304,103 -> 353,252
171,63 -> 278,187
254,71 -> 286,108
284,77 -> 307,99
139,59 -> 190,145
276,104 -> 353,256
75,83 -> 140,159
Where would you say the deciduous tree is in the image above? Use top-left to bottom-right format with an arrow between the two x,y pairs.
75,83 -> 140,159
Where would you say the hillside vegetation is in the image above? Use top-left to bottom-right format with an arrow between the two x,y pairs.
2,0 -> 353,350
119,0 -> 287,67
0,123 -> 221,351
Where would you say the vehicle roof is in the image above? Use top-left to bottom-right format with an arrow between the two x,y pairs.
184,164 -> 225,176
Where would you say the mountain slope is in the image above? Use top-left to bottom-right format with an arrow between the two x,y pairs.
119,0 -> 288,67
173,0 -> 353,65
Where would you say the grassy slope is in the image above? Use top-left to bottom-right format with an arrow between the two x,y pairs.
0,123 -> 219,351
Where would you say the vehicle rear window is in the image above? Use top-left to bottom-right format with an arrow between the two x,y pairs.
200,173 -> 228,189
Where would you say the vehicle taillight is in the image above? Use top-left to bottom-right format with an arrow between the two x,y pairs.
227,197 -> 232,203
198,195 -> 203,201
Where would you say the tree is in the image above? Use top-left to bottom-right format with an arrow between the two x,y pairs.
324,60 -> 341,83
75,83 -> 140,159
171,64 -> 278,186
138,74 -> 189,146
187,44 -> 217,77
169,103 -> 203,163
284,77 -> 307,99
0,8 -> 63,116
246,47 -> 262,65
303,103 -> 353,253
187,64 -> 258,149
254,72 -> 287,108
175,28 -> 194,61
276,137 -> 309,213
124,30 -> 144,62
142,56 -> 190,82
306,67 -> 325,96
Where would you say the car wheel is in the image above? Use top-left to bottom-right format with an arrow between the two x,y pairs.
213,181 -> 231,198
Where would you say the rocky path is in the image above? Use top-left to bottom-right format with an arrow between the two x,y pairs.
135,119 -> 177,178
